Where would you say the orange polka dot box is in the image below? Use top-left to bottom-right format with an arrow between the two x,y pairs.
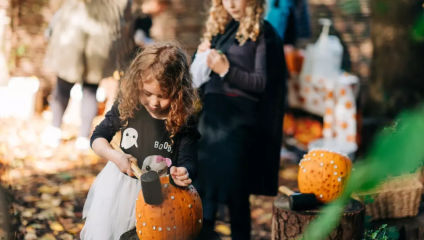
298,148 -> 352,203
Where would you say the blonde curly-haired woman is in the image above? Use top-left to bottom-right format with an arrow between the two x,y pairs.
192,0 -> 287,239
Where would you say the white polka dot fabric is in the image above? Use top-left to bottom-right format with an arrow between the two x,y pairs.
288,71 -> 359,146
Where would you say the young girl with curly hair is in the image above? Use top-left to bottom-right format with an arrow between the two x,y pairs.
192,0 -> 287,239
80,42 -> 201,240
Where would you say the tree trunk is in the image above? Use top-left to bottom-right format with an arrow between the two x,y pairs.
363,0 -> 424,119
272,197 -> 365,240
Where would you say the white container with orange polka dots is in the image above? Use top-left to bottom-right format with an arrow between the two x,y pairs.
310,72 -> 359,160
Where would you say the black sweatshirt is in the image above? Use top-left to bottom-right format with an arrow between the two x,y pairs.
90,103 -> 200,181
205,33 -> 267,101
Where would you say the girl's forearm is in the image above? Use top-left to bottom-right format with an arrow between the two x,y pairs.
92,138 -> 119,164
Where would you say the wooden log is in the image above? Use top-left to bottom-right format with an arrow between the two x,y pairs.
272,196 -> 365,240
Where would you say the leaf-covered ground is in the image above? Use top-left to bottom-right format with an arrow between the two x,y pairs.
0,116 -> 299,240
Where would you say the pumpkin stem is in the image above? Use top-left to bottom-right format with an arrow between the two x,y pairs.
140,171 -> 164,205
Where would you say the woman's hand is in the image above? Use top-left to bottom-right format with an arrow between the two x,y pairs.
170,166 -> 192,187
111,150 -> 137,177
197,40 -> 211,53
207,49 -> 230,76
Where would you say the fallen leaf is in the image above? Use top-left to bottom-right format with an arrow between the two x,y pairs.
39,233 -> 56,240
251,208 -> 265,218
21,209 -> 37,218
38,185 -> 58,194
25,226 -> 36,233
76,223 -> 84,230
64,209 -> 75,217
29,223 -> 43,229
58,217 -> 74,229
41,193 -> 53,200
59,233 -> 73,240
24,232 -> 37,240
59,185 -> 75,196
35,210 -> 52,220
23,196 -> 40,202
22,219 -> 28,226
49,222 -> 64,232
257,213 -> 273,225
67,227 -> 82,234
258,230 -> 269,237
254,198 -> 263,206
263,202 -> 273,209
215,224 -> 231,236
35,201 -> 52,209
279,167 -> 298,180
51,198 -> 62,207
52,207 -> 64,216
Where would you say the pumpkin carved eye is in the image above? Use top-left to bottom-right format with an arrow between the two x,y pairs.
146,166 -> 151,171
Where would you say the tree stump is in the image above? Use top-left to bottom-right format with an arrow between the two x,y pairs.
272,196 -> 365,240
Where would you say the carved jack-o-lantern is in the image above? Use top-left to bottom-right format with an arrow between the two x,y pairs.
298,149 -> 352,203
135,173 -> 203,239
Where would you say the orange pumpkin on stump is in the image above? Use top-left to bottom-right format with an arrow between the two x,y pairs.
135,172 -> 203,240
298,149 -> 352,203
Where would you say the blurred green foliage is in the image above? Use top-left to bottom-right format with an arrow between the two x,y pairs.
364,224 -> 399,240
338,0 -> 362,14
412,14 -> 424,42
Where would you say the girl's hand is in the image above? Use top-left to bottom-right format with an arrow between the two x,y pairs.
197,40 -> 211,53
170,166 -> 192,187
112,150 -> 137,177
207,49 -> 230,76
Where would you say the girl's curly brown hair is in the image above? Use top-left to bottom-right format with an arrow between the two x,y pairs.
116,42 -> 201,140
202,0 -> 265,45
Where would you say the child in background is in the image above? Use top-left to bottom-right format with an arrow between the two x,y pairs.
193,0 -> 287,239
133,15 -> 154,47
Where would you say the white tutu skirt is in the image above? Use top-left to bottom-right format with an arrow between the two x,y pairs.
80,161 -> 141,240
